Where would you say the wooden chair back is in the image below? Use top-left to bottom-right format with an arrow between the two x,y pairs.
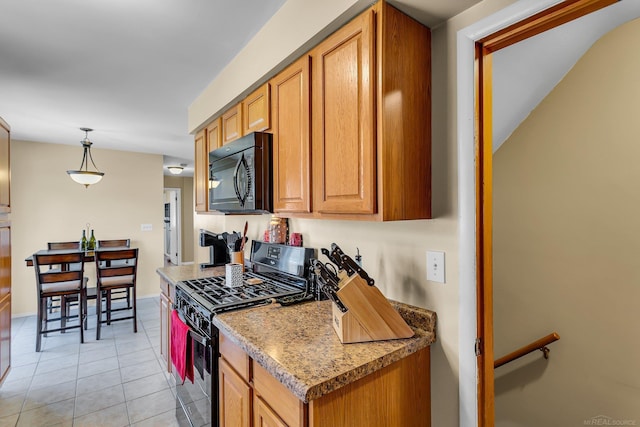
46,241 -> 82,271
47,241 -> 80,250
96,248 -> 138,285
97,239 -> 130,249
33,252 -> 85,296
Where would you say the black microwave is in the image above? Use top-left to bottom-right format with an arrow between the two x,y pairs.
208,131 -> 272,214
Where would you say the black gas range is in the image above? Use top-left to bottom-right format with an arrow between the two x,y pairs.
173,241 -> 317,427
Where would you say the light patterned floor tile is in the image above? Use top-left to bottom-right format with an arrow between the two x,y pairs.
74,384 -> 125,418
126,388 -> 176,424
123,372 -> 170,401
73,402 -> 129,427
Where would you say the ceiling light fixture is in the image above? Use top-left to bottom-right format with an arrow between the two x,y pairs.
67,128 -> 104,188
168,164 -> 186,175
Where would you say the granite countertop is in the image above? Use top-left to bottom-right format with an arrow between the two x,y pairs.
214,299 -> 436,402
156,265 -> 437,403
157,264 -> 225,284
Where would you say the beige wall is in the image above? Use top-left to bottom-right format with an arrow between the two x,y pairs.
11,140 -> 165,316
164,175 -> 194,263
493,18 -> 640,426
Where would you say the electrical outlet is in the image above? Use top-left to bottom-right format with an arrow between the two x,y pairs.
141,223 -> 153,231
426,251 -> 445,283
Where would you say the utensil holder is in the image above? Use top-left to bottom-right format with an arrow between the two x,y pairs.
225,263 -> 243,287
230,250 -> 244,272
331,274 -> 414,344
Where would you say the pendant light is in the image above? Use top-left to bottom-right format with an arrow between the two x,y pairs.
67,127 -> 104,188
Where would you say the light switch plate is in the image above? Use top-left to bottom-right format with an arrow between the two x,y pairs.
426,251 -> 445,283
141,223 -> 153,231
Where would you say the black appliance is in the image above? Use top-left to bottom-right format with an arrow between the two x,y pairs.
199,229 -> 229,269
208,131 -> 272,214
173,241 -> 317,427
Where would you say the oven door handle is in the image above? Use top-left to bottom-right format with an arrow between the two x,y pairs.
188,328 -> 209,346
176,308 -> 210,346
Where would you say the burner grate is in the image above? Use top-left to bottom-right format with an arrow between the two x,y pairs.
178,271 -> 307,314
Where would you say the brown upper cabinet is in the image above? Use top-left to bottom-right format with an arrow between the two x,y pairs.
311,10 -> 376,216
374,1 -> 432,220
222,103 -> 243,145
194,0 -> 431,220
242,83 -> 271,134
271,56 -> 312,213
194,129 -> 208,212
310,1 -> 431,220
206,117 -> 222,152
0,118 -> 10,214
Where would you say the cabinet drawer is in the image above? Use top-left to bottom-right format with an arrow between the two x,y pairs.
253,362 -> 306,427
219,334 -> 250,382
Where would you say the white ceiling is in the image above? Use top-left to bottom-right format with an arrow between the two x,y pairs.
0,0 -> 485,177
493,0 -> 640,152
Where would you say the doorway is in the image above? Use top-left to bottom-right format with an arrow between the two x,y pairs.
164,188 -> 181,265
472,0 -> 619,425
457,0 -> 615,426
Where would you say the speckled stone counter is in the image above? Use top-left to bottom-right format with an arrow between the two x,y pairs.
156,265 -> 437,403
213,299 -> 436,402
157,264 -> 225,284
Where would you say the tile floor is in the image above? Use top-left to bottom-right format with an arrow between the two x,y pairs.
0,297 -> 179,427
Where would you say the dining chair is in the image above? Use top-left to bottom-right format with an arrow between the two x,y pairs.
45,241 -> 82,318
33,251 -> 86,351
97,239 -> 132,309
95,248 -> 138,340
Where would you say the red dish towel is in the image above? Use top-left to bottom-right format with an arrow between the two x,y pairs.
171,310 -> 194,384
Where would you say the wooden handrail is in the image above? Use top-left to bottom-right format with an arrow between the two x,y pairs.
494,332 -> 560,369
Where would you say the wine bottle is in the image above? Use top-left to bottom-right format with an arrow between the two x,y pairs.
81,230 -> 88,251
88,229 -> 96,250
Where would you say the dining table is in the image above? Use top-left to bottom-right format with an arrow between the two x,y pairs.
24,246 -> 130,267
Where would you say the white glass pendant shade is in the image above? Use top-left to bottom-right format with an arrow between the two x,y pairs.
67,171 -> 104,186
67,128 -> 104,188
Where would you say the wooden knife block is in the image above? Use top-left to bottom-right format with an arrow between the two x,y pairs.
331,274 -> 414,344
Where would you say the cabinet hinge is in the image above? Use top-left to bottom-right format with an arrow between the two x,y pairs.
475,338 -> 482,356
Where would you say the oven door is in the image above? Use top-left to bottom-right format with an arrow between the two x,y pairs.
175,320 -> 218,427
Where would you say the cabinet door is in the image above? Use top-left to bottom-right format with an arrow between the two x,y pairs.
159,291 -> 171,372
194,129 -> 208,212
0,119 -> 9,214
222,104 -> 243,144
312,11 -> 376,215
219,357 -> 251,427
271,56 -> 312,213
207,118 -> 222,151
254,396 -> 288,427
0,223 -> 10,385
243,83 -> 271,133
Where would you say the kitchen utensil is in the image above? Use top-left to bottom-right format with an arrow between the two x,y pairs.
311,259 -> 347,312
329,243 -> 375,286
240,221 -> 248,251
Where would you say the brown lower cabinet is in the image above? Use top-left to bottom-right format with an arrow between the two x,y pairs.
0,221 -> 10,385
219,332 -> 431,427
159,277 -> 174,372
